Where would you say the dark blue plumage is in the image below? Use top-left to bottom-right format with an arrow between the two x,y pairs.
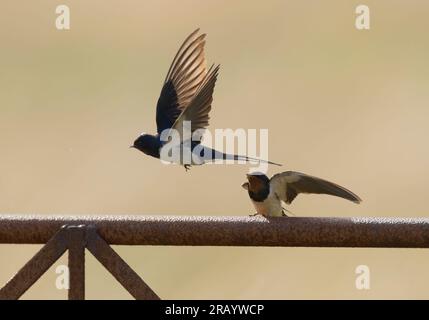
131,29 -> 281,170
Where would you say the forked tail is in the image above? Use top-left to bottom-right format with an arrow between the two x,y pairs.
209,148 -> 282,166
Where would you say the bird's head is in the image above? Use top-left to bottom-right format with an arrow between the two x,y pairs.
241,172 -> 270,192
130,133 -> 160,158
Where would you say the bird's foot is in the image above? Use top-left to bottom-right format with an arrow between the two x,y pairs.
249,212 -> 261,217
184,164 -> 191,172
281,207 -> 294,217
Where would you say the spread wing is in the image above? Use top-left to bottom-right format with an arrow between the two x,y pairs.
270,171 -> 362,204
170,64 -> 220,139
156,29 -> 208,134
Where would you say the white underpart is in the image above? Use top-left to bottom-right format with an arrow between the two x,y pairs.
251,185 -> 284,217
159,142 -> 205,166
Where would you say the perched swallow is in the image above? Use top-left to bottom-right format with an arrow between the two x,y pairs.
131,29 -> 280,170
242,171 -> 361,217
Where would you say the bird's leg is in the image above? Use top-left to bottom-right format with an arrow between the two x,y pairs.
184,164 -> 191,172
281,207 -> 294,217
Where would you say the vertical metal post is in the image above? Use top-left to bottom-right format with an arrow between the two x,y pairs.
67,225 -> 86,300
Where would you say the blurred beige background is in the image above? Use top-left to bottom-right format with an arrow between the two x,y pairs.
1,0 -> 429,299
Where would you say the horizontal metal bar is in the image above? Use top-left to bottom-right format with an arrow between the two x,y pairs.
0,215 -> 428,248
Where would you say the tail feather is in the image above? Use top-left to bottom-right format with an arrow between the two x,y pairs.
208,148 -> 282,166
232,154 -> 282,166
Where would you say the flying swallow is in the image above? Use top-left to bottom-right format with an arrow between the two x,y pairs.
131,29 -> 281,170
242,171 -> 361,217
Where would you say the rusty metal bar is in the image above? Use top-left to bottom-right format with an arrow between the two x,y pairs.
67,225 -> 86,300
85,226 -> 160,300
0,226 -> 68,299
0,215 -> 429,248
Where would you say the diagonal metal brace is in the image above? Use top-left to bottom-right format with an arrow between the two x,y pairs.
0,226 -> 68,300
0,224 -> 160,300
85,225 -> 160,300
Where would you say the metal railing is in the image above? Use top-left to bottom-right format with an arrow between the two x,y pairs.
0,215 -> 428,299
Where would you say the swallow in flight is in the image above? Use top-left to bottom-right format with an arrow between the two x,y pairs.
242,171 -> 361,217
131,29 -> 280,170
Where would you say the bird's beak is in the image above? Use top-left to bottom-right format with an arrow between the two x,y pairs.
241,182 -> 249,190
129,145 -> 135,149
